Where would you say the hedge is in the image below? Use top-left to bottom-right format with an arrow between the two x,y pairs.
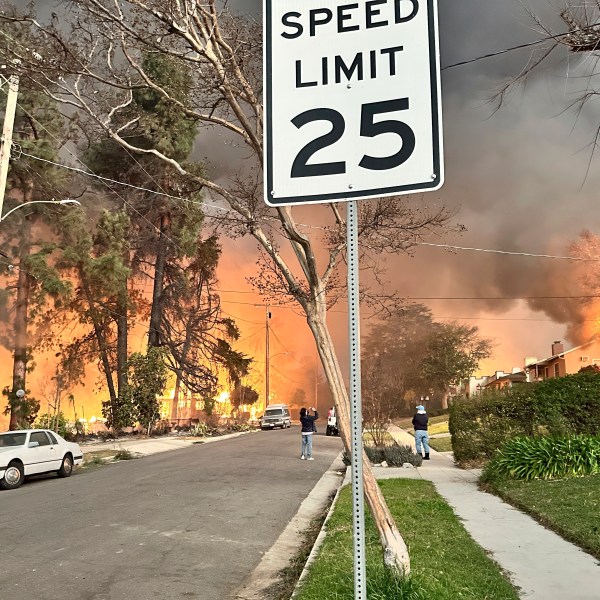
449,371 -> 600,464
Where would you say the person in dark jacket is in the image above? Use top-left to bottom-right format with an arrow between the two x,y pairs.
412,404 -> 430,460
299,407 -> 319,460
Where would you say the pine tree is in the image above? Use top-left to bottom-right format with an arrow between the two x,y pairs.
0,78 -> 72,429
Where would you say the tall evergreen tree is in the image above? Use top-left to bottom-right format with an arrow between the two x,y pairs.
0,77 -> 72,429
86,53 -> 249,400
54,207 -> 132,429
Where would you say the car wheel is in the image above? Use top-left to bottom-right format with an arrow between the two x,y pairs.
57,454 -> 73,478
1,461 -> 24,490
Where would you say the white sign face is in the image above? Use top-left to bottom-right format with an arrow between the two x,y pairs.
264,0 -> 444,206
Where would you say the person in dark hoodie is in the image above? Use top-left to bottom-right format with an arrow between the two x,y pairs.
299,407 -> 318,460
412,404 -> 430,460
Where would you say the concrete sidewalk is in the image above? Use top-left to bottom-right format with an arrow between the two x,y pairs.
80,430 -> 255,458
386,424 -> 599,599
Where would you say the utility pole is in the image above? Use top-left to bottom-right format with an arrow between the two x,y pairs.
314,348 -> 319,411
0,74 -> 19,217
265,304 -> 271,409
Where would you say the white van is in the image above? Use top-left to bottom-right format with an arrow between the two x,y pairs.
259,404 -> 291,430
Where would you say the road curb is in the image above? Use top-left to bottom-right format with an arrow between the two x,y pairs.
80,430 -> 257,456
233,451 -> 346,600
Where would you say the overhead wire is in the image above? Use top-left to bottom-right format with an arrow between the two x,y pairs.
417,242 -> 597,261
3,25 -> 600,337
441,20 -> 600,70
16,151 -> 592,263
1,91 -> 186,253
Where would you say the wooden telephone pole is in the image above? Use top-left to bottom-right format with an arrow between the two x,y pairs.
265,304 -> 271,408
0,74 -> 19,216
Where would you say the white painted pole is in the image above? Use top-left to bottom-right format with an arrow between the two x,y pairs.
347,199 -> 367,599
0,74 -> 19,217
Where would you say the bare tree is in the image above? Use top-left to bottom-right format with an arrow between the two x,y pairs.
0,1 -> 461,575
492,3 -> 600,116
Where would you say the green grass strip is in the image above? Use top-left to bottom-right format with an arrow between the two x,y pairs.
396,414 -> 449,430
428,437 -> 453,453
295,479 -> 518,600
485,475 -> 600,560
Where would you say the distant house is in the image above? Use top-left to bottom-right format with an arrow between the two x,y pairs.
525,339 -> 600,382
462,368 -> 525,397
483,370 -> 527,390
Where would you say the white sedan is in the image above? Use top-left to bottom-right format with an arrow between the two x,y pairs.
0,429 -> 83,490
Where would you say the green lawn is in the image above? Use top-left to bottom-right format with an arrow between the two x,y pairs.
485,475 -> 600,560
396,414 -> 449,432
295,479 -> 519,600
363,431 -> 395,444
429,437 -> 453,453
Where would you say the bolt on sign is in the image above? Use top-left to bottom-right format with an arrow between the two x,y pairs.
264,0 -> 444,207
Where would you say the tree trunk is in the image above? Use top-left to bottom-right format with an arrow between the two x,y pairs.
9,252 -> 32,430
81,275 -> 118,412
116,275 -> 128,399
441,391 -> 449,410
172,374 -> 182,422
148,214 -> 170,348
306,306 -> 411,576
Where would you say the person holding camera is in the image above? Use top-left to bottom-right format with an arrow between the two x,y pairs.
299,406 -> 319,460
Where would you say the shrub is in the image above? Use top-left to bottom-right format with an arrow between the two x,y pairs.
85,455 -> 105,466
365,446 -> 386,464
362,443 -> 423,467
34,412 -> 72,439
383,444 -> 423,467
482,435 -> 600,482
228,423 -> 253,432
190,422 -> 219,437
152,420 -> 171,436
450,372 -> 600,465
114,450 -> 136,461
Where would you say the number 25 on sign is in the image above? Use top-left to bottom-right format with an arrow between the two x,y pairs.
264,0 -> 444,207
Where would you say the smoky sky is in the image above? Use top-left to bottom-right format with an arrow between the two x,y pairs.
29,0 -> 600,370
232,0 -> 600,362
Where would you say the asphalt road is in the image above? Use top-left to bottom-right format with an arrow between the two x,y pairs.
0,428 -> 342,600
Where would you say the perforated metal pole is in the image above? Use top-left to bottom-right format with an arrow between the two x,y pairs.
347,199 -> 367,599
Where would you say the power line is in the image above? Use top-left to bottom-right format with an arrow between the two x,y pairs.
418,242 -> 598,261
434,315 -> 599,323
268,323 -> 291,354
409,294 -> 600,300
16,151 -> 592,263
441,21 -> 600,71
18,149 -> 255,222
20,151 -> 193,203
4,95 -> 185,253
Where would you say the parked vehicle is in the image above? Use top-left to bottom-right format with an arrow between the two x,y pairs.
0,429 -> 83,490
259,404 -> 291,430
326,407 -> 339,436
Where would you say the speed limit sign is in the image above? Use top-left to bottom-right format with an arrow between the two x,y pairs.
264,0 -> 444,206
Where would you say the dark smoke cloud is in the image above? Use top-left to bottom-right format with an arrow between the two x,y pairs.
402,0 -> 600,363
30,0 -> 600,372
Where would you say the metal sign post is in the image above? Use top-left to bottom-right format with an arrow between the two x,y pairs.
263,2 -> 445,597
347,199 -> 366,599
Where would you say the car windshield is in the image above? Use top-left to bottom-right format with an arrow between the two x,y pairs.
265,409 -> 283,416
0,432 -> 27,447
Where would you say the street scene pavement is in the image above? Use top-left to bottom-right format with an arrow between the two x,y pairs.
0,428 -> 342,600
